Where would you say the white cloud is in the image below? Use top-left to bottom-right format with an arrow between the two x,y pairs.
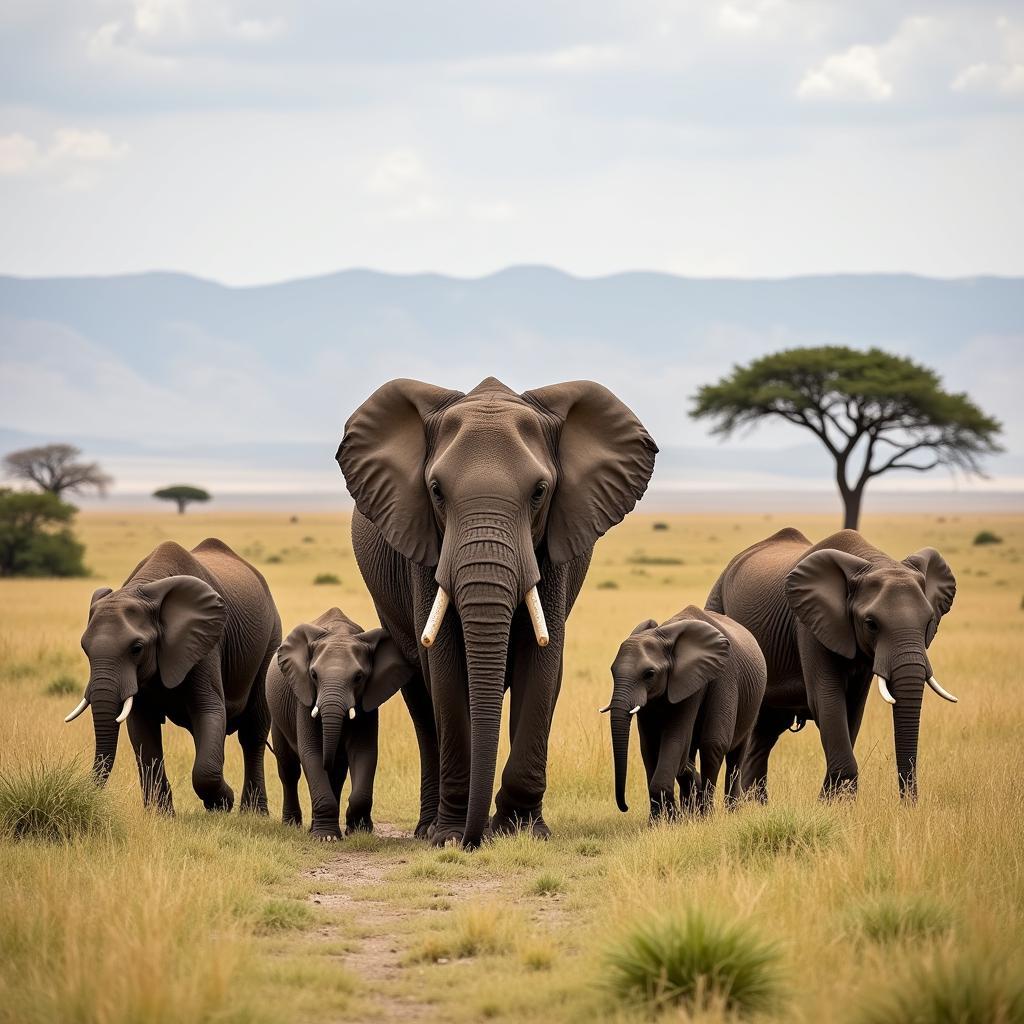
0,134 -> 39,175
797,44 -> 893,101
50,129 -> 129,163
952,61 -> 1024,95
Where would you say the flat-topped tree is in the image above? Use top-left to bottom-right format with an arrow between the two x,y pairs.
3,444 -> 112,498
691,346 -> 1003,530
153,485 -> 211,515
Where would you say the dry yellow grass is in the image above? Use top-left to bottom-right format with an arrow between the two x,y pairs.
1,508 -> 1022,1023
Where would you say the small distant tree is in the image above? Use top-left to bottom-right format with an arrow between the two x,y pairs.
691,347 -> 1003,530
3,444 -> 112,498
153,485 -> 211,514
0,489 -> 88,577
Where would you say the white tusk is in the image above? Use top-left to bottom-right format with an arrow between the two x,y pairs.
927,675 -> 958,703
598,703 -> 611,713
115,695 -> 134,723
629,705 -> 641,716
349,707 -> 356,720
524,586 -> 549,647
421,587 -> 450,648
876,675 -> 896,705
311,705 -> 319,718
64,697 -> 89,723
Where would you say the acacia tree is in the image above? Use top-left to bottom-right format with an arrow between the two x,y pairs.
691,347 -> 1003,529
3,444 -> 112,498
153,485 -> 211,515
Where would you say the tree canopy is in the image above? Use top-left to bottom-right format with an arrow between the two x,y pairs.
691,346 -> 1003,528
153,485 -> 211,514
3,444 -> 112,498
0,488 -> 88,577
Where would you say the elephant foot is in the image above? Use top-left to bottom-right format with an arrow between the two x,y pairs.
648,798 -> 679,825
201,784 -> 234,812
490,808 -> 550,840
820,774 -> 858,802
283,812 -> 302,828
240,794 -> 269,816
414,817 -> 436,840
345,817 -> 374,835
310,823 -> 343,841
430,828 -> 465,849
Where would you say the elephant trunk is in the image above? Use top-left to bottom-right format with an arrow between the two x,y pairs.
317,699 -> 346,774
85,663 -> 137,786
449,508 -> 522,849
611,707 -> 632,812
880,632 -> 929,802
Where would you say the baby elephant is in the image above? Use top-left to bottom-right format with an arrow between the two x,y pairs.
267,608 -> 414,840
603,606 -> 766,819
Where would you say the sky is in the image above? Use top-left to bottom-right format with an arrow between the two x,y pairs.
1,0 -> 1023,283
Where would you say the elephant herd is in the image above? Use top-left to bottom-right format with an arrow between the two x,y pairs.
64,376 -> 959,847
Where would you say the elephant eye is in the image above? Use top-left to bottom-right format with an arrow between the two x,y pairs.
353,671 -> 364,684
129,640 -> 144,656
430,480 -> 444,504
642,668 -> 655,682
864,617 -> 879,634
309,667 -> 318,683
531,480 -> 548,505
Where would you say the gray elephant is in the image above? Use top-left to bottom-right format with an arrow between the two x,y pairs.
338,376 -> 657,848
65,539 -> 281,813
603,606 -> 766,819
707,528 -> 958,801
266,608 -> 415,839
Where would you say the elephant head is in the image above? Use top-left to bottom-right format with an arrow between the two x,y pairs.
67,576 -> 226,784
338,376 -> 657,846
602,613 -> 730,812
785,546 -> 957,799
277,618 -> 413,773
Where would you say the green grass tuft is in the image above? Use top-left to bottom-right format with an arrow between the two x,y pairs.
44,674 -> 79,697
856,950 -> 1024,1024
529,873 -> 564,896
0,758 -> 116,842
852,895 -> 953,945
606,908 -> 783,1016
729,805 -> 839,862
256,898 -> 316,933
313,572 -> 341,585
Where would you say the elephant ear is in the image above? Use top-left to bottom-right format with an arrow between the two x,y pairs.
88,587 -> 113,618
662,618 -> 731,704
277,623 -> 326,708
785,549 -> 870,659
523,381 -> 658,564
902,547 -> 956,644
337,379 -> 464,566
630,618 -> 659,636
139,575 -> 226,689
356,628 -> 415,711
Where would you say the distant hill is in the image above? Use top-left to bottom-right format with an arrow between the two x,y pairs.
1,267 -> 1021,500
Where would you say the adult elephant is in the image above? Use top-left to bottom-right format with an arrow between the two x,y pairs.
65,538 -> 281,813
707,528 -> 957,802
338,377 -> 657,847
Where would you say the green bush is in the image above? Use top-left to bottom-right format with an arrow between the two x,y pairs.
730,806 -> 839,862
856,950 -> 1024,1024
0,758 -> 115,842
0,489 -> 88,577
852,895 -> 952,945
314,573 -> 341,585
596,580 -> 618,590
973,530 -> 1003,546
44,675 -> 79,697
607,908 -> 782,1015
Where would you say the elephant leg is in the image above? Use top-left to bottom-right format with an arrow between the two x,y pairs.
741,706 -> 792,803
846,678 -> 870,747
696,742 -> 727,815
649,705 -> 695,822
638,714 -> 663,790
493,611 -> 563,839
724,739 -> 748,809
238,657 -> 273,815
186,663 -> 234,811
677,757 -> 700,814
126,701 -> 173,813
273,724 -> 302,828
343,710 -> 378,834
401,677 -> 440,839
296,714 -> 341,840
428,629 -> 472,847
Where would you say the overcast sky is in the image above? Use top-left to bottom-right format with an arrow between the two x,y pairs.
1,0 -> 1023,283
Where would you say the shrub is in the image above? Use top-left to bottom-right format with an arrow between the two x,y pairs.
265,554 -> 283,564
529,873 -> 564,896
973,530 -> 1003,546
730,806 -> 839,862
856,950 -> 1024,1024
45,675 -> 79,697
0,489 -> 88,577
0,758 -> 115,842
628,554 -> 684,566
596,580 -> 619,590
652,522 -> 670,531
313,572 -> 341,585
606,908 -> 783,1016
852,895 -> 952,945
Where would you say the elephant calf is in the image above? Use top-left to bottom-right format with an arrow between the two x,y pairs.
267,608 -> 414,840
65,538 -> 281,814
603,606 -> 766,819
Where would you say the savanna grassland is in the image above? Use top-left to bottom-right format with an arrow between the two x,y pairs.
1,508 -> 1023,1024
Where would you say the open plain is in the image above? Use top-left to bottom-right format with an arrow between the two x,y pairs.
1,508 -> 1022,1023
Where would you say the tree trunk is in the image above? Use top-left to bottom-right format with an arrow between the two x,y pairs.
176,498 -> 186,514
839,483 -> 863,530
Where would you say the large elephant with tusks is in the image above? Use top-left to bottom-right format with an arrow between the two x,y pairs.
338,377 -> 657,848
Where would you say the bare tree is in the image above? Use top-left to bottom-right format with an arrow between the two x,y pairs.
3,444 -> 113,498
